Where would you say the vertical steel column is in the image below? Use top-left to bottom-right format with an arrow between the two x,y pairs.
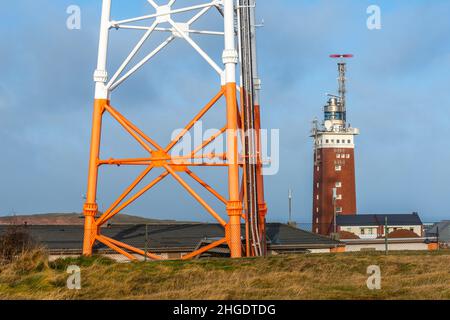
223,0 -> 242,258
83,0 -> 111,256
249,1 -> 267,255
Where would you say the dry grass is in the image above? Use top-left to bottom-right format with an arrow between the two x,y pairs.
0,250 -> 449,300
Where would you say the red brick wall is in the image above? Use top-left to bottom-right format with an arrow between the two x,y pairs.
312,147 -> 357,235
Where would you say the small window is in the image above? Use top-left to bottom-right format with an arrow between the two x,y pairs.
316,218 -> 319,223
316,195 -> 319,200
336,207 -> 343,213
336,194 -> 342,200
346,154 -> 350,159
317,166 -> 320,172
360,228 -> 365,235
316,227 -> 319,233
316,182 -> 319,188
331,139 -> 335,143
337,139 -> 340,143
316,207 -> 319,213
347,140 -> 351,143
326,139 -> 329,143
336,154 -> 341,159
335,165 -> 342,171
335,182 -> 342,188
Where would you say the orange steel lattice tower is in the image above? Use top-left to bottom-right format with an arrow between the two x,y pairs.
82,0 -> 267,260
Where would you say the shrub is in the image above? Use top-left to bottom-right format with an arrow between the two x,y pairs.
0,224 -> 36,265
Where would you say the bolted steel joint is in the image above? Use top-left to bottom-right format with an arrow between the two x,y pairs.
253,78 -> 262,90
222,49 -> 239,65
93,69 -> 108,83
83,202 -> 98,216
226,200 -> 242,216
258,203 -> 268,215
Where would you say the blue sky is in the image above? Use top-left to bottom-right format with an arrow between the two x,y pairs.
1,0 -> 450,223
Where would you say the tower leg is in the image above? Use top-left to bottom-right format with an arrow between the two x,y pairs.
254,104 -> 268,255
82,99 -> 106,256
225,83 -> 242,258
223,0 -> 242,258
83,0 -> 111,256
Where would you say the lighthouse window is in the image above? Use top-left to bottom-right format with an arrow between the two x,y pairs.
326,139 -> 329,143
337,139 -> 340,143
335,165 -> 342,171
336,207 -> 343,213
331,139 -> 335,143
346,154 -> 350,159
347,140 -> 351,143
336,194 -> 342,200
336,182 -> 342,188
316,195 -> 319,200
336,154 -> 341,159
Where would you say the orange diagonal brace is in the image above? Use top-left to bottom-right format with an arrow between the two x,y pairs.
165,89 -> 224,153
96,235 -> 137,261
106,104 -> 165,152
182,238 -> 227,260
98,171 -> 170,226
97,165 -> 154,226
190,126 -> 227,157
186,169 -> 227,204
163,164 -> 227,226
104,104 -> 154,154
100,235 -> 161,260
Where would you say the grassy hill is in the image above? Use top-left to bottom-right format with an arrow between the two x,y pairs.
0,213 -> 188,225
0,250 -> 449,299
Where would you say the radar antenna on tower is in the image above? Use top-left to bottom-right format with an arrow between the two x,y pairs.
329,54 -> 353,123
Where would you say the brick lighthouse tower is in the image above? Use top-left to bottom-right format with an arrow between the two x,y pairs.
311,55 -> 359,236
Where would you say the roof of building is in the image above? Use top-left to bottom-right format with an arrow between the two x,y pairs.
337,213 -> 423,227
0,223 -> 342,253
384,229 -> 420,239
426,221 -> 450,241
338,230 -> 360,240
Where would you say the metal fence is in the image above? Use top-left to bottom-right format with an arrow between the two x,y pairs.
0,220 -> 446,263
88,219 -> 444,262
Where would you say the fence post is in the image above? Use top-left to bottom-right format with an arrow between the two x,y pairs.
384,216 -> 388,255
436,226 -> 439,251
144,224 -> 148,262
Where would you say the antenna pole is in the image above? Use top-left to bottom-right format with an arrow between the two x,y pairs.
329,54 -> 353,125
338,62 -> 346,120
288,189 -> 292,223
